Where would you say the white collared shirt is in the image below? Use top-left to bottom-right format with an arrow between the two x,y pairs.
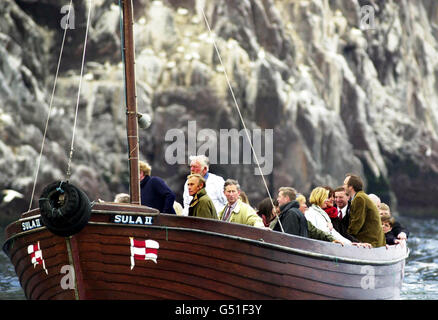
338,205 -> 348,219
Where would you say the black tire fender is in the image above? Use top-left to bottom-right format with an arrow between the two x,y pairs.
39,181 -> 91,237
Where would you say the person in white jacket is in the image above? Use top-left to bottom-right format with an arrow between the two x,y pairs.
305,187 -> 352,245
182,155 -> 227,217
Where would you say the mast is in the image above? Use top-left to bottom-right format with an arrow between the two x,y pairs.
121,0 -> 140,205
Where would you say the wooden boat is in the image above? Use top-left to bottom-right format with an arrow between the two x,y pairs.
2,1 -> 408,300
3,202 -> 408,300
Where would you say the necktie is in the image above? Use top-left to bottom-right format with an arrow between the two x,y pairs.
222,205 -> 232,221
338,208 -> 343,219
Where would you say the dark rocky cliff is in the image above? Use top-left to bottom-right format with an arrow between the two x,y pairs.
1,0 -> 437,224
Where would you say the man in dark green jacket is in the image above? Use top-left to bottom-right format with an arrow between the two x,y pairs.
187,174 -> 218,220
344,174 -> 386,247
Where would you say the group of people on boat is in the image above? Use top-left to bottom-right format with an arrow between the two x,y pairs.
114,155 -> 409,249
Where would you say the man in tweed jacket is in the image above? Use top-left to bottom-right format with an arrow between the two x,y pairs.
344,174 -> 385,247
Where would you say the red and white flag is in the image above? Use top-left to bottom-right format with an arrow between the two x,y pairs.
130,237 -> 159,270
27,241 -> 48,275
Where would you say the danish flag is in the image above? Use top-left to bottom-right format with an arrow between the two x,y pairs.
27,241 -> 48,275
130,237 -> 159,270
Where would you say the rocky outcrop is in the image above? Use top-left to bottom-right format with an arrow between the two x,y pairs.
1,0 -> 437,225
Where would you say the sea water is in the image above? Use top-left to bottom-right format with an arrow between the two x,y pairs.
400,217 -> 438,299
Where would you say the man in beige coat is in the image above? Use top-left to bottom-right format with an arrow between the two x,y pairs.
219,179 -> 265,228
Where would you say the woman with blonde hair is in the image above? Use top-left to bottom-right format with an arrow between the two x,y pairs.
239,190 -> 250,205
139,160 -> 176,214
296,194 -> 308,214
379,203 -> 391,217
305,187 -> 352,245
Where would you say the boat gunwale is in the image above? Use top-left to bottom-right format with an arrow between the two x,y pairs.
3,208 -> 409,267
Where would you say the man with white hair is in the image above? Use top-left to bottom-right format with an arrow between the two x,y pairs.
368,193 -> 381,209
182,155 -> 227,217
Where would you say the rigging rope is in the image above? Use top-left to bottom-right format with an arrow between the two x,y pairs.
28,0 -> 74,211
200,7 -> 284,232
66,0 -> 94,179
29,0 -> 93,209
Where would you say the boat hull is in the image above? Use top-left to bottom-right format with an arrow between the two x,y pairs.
3,203 -> 408,300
